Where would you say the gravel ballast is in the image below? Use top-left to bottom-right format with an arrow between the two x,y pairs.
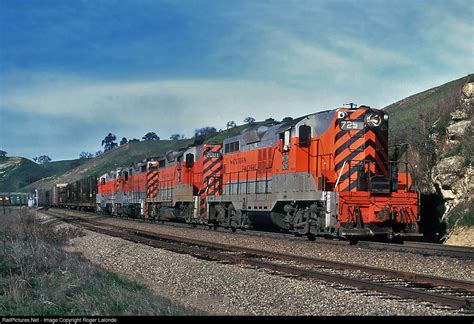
38,211 -> 471,316
84,214 -> 474,282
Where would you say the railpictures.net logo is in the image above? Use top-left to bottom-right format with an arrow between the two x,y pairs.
2,318 -> 40,323
1,318 -> 118,324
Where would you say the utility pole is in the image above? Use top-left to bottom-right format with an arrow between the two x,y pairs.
35,189 -> 38,219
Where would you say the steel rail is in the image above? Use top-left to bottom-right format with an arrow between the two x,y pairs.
54,207 -> 474,260
41,209 -> 474,292
40,209 -> 474,310
358,241 -> 474,260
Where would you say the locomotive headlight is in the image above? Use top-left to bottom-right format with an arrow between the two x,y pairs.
365,113 -> 382,127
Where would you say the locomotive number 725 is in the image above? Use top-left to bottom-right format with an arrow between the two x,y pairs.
340,120 -> 364,130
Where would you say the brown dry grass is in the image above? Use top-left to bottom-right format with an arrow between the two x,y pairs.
0,207 -> 204,316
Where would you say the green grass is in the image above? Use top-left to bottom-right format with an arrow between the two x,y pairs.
81,139 -> 195,178
0,157 -> 89,192
0,208 -> 205,316
41,159 -> 87,177
21,140 -> 195,190
385,74 -> 472,136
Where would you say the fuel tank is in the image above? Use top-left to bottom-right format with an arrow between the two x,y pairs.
247,211 -> 288,231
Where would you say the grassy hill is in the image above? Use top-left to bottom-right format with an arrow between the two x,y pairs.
383,73 -> 472,173
23,139 -> 194,190
385,74 -> 473,136
0,157 -> 88,192
22,119 -> 281,191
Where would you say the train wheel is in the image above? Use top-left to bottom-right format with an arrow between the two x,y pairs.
307,233 -> 316,241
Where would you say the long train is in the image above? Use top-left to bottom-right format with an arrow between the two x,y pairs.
36,105 -> 421,241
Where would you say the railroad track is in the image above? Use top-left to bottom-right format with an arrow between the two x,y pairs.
357,241 -> 474,259
39,208 -> 474,312
60,208 -> 474,260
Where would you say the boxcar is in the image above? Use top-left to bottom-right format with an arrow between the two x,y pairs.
9,193 -> 29,206
63,176 -> 98,211
36,189 -> 51,207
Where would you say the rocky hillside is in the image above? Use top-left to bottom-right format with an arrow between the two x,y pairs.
385,74 -> 473,242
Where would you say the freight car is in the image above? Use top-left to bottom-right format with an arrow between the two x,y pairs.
49,176 -> 98,211
0,193 -> 11,206
0,192 -> 30,206
36,189 -> 50,207
35,176 -> 98,211
63,175 -> 98,211
93,104 -> 420,241
8,193 -> 29,205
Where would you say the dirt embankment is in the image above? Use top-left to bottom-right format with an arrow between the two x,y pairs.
444,226 -> 474,247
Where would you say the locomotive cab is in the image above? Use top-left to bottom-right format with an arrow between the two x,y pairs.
333,105 -> 420,240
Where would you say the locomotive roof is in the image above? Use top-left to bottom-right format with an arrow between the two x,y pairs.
275,115 -> 308,132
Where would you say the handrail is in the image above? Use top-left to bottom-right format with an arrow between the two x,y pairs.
334,161 -> 347,189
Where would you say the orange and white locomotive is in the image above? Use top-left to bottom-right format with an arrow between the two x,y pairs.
208,104 -> 419,240
96,104 -> 420,241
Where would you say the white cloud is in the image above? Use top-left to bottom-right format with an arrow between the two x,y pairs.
418,8 -> 474,68
1,74 -> 344,138
3,67 -> 466,143
329,36 -> 415,67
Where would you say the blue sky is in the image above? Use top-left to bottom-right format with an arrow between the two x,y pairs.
0,0 -> 473,160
